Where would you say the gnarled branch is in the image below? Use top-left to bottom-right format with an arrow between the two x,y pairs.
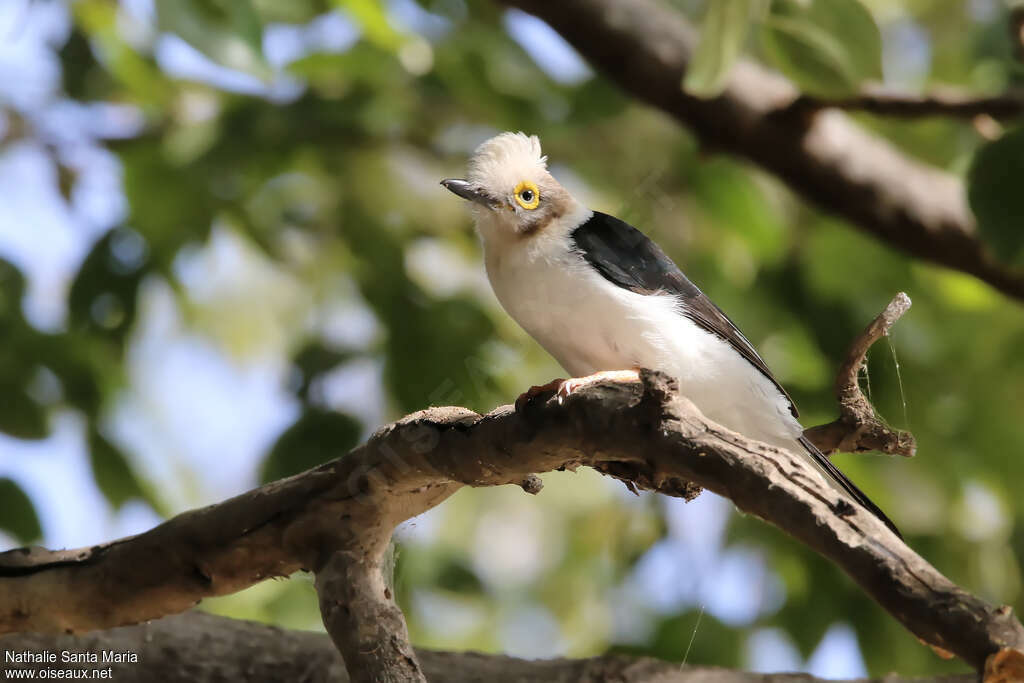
316,545 -> 425,683
804,292 -> 916,456
2,370 -> 1022,673
0,296 -> 1018,679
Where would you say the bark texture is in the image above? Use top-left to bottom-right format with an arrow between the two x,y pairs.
2,369 -> 1022,672
2,297 -> 1021,679
804,292 -> 916,455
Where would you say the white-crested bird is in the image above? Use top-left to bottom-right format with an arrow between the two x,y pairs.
441,132 -> 899,537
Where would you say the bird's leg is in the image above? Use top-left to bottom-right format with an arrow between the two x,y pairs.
555,369 -> 641,401
515,377 -> 567,411
515,369 -> 641,411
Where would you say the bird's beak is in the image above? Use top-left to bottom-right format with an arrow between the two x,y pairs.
441,179 -> 497,208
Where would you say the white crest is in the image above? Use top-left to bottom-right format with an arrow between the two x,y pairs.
467,132 -> 548,193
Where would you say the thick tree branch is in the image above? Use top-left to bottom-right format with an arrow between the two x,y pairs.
2,369 -> 1022,674
0,295 -> 1009,679
497,0 -> 1024,302
317,545 -> 425,683
0,611 -> 975,683
804,292 -> 916,456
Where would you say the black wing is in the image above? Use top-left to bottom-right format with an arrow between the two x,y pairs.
798,436 -> 901,538
571,212 -> 902,538
571,211 -> 798,418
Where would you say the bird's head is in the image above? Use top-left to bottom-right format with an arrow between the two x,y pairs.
441,132 -> 582,240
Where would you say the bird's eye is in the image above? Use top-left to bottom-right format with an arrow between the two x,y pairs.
513,180 -> 540,210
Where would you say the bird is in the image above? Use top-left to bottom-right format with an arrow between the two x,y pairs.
441,131 -> 899,537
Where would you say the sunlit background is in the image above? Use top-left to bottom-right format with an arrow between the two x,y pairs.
1,0 -> 1022,678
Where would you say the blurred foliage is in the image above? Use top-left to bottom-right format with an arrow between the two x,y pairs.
760,0 -> 883,96
684,0 -> 756,97
684,0 -> 884,98
969,126 -> 1024,263
0,477 -> 41,544
259,408 -> 362,482
1,0 -> 1023,677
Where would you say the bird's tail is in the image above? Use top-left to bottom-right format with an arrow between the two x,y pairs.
797,435 -> 902,539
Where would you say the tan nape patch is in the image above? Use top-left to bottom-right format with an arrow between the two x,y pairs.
517,204 -> 567,238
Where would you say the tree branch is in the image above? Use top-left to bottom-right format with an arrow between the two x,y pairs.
496,0 -> 1024,303
1,368 -> 1021,674
0,611 -> 975,683
317,545 -> 425,683
804,292 -> 916,456
797,89 -> 1024,120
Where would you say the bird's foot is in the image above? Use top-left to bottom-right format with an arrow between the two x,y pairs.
556,370 -> 641,401
515,377 -> 566,412
515,369 -> 641,411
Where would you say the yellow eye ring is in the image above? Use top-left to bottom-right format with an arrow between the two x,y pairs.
513,180 -> 540,210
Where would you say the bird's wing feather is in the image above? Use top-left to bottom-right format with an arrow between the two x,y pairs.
571,211 -> 798,418
570,212 -> 901,537
798,436 -> 902,538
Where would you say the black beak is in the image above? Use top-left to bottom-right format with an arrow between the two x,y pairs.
441,178 -> 496,207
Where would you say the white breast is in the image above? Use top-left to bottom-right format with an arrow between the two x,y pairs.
483,228 -> 803,450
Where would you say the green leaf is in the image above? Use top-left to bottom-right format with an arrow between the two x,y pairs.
0,260 -> 50,440
68,229 -> 148,344
969,127 -> 1024,264
291,343 -> 354,400
156,0 -> 271,79
0,258 -> 27,318
88,430 -> 149,510
759,0 -> 882,97
73,0 -> 175,108
689,157 -> 787,261
434,558 -> 485,594
260,409 -> 363,483
610,609 -> 743,667
0,478 -> 42,544
119,141 -> 217,261
250,0 -> 326,24
0,389 -> 49,440
684,0 -> 756,97
334,0 -> 404,50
